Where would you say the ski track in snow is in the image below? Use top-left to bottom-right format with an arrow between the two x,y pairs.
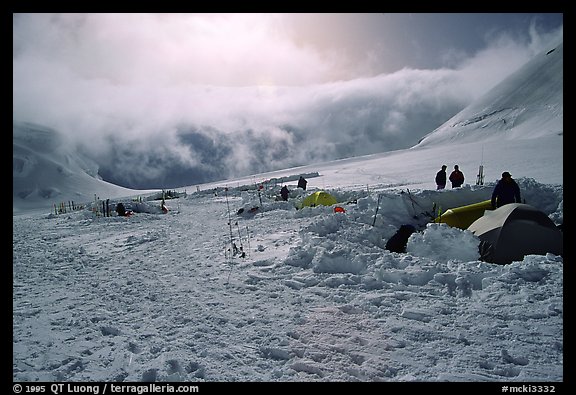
13,185 -> 563,382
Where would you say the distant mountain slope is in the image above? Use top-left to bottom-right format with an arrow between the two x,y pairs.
416,41 -> 563,147
13,122 -> 149,212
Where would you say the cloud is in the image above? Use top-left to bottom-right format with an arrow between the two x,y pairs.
452,23 -> 563,100
13,14 -> 337,87
13,13 -> 563,189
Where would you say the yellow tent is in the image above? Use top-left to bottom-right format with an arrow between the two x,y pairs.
300,191 -> 338,208
434,199 -> 493,229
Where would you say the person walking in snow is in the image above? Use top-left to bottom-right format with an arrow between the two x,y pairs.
435,165 -> 447,189
491,171 -> 521,209
298,176 -> 308,191
280,185 -> 289,201
449,165 -> 465,188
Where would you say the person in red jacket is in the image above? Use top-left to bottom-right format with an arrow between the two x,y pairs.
449,165 -> 465,188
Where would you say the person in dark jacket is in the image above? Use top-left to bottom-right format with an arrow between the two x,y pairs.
280,185 -> 289,201
297,176 -> 308,190
491,171 -> 521,209
449,165 -> 465,188
435,165 -> 447,189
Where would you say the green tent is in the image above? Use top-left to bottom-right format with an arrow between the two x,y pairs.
300,191 -> 338,208
468,203 -> 563,264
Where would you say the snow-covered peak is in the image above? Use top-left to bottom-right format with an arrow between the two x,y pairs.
416,42 -> 563,147
13,122 -> 150,213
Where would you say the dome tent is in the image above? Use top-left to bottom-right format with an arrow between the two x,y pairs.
300,191 -> 338,208
467,203 -> 563,264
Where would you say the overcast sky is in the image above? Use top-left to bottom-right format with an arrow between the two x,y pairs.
12,13 -> 563,188
13,13 -> 563,85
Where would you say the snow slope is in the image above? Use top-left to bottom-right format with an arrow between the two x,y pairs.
13,181 -> 563,382
416,42 -> 563,146
13,122 -> 155,214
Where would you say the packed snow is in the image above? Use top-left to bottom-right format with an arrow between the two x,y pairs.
13,42 -> 563,383
12,174 -> 564,382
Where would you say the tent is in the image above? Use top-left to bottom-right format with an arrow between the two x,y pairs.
467,203 -> 563,264
300,191 -> 338,208
434,199 -> 493,229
